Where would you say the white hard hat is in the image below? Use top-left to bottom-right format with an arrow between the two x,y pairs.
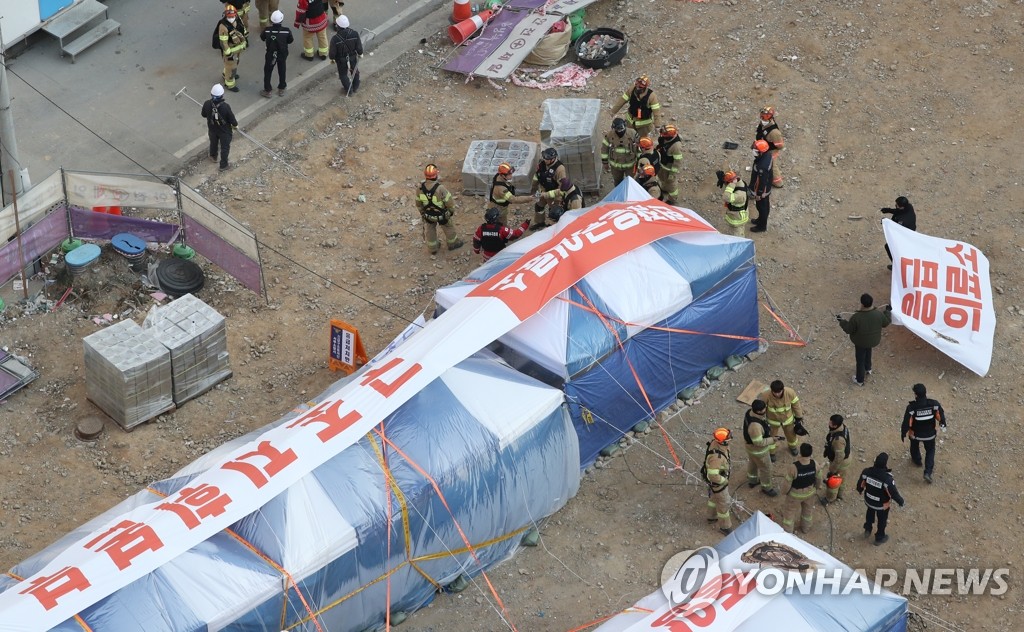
211,84 -> 225,97
336,15 -> 349,28
270,10 -> 284,23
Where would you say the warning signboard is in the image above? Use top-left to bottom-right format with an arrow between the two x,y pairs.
329,320 -> 368,374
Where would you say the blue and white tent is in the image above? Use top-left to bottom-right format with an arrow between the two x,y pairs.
436,179 -> 760,466
1,352 -> 578,631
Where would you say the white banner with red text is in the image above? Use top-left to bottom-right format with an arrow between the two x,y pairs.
0,200 -> 714,630
883,219 -> 995,376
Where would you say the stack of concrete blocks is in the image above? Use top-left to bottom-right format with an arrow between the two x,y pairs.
143,293 -> 232,406
460,140 -> 538,195
539,98 -> 603,194
83,319 -> 174,431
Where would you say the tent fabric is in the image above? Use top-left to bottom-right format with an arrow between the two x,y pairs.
13,353 -> 578,632
436,178 -> 759,465
593,512 -> 908,632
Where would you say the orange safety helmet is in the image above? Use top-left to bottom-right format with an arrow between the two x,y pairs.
638,137 -> 654,151
760,105 -> 776,120
826,475 -> 843,489
661,124 -> 678,138
224,4 -> 238,17
641,164 -> 656,177
723,170 -> 738,183
753,139 -> 770,153
497,162 -> 514,176
713,427 -> 732,443
635,75 -> 651,90
423,164 -> 439,180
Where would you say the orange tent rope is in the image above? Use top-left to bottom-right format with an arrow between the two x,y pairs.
371,427 -> 520,632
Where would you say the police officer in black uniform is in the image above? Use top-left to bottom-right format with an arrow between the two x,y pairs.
201,84 -> 238,171
857,452 -> 905,546
901,383 -> 947,483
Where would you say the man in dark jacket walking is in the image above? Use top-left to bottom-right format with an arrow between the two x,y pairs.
328,15 -> 363,95
901,383 -> 947,483
857,452 -> 905,546
881,196 -> 917,269
201,84 -> 238,171
260,11 -> 293,97
837,293 -> 891,386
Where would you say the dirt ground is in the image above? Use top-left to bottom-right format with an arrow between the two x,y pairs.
1,0 -> 1022,630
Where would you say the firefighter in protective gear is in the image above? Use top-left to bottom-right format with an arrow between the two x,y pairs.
900,383 -> 947,483
782,443 -> 822,534
743,400 -> 778,496
202,84 -> 238,171
716,170 -> 748,237
295,0 -> 330,60
254,0 -> 279,30
636,164 -> 662,200
218,6 -> 248,92
601,118 -> 638,186
634,136 -> 660,178
489,163 -> 534,226
473,208 -> 529,260
530,148 -> 568,229
540,177 -> 584,223
221,0 -> 253,33
823,414 -> 850,503
755,106 -> 784,188
416,165 -> 463,254
857,452 -> 905,545
749,139 -> 774,233
703,428 -> 733,535
657,125 -> 683,204
609,75 -> 661,139
757,379 -> 804,458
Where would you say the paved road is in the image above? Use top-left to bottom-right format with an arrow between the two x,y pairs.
3,0 -> 438,185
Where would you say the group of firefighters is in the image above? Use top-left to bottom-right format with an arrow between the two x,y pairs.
414,75 -> 787,258
703,381 -> 946,546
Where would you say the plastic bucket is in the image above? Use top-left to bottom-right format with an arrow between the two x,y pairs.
452,0 -> 472,23
568,10 -> 585,42
448,10 -> 492,45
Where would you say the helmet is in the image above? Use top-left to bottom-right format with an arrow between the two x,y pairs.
559,177 -> 572,192
336,15 -> 350,29
224,4 -> 238,18
638,137 -> 654,151
753,139 -> 770,153
713,428 -> 732,443
271,10 -> 284,24
484,207 -> 501,224
211,83 -> 225,98
635,75 -> 650,90
497,162 -> 514,176
423,164 -> 439,180
641,164 -> 656,177
760,105 -> 775,120
661,124 -> 678,138
542,147 -> 558,162
612,118 -> 626,132
826,475 -> 843,490
723,170 -> 738,183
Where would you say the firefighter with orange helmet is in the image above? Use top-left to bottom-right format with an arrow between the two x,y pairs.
657,124 -> 684,204
755,105 -> 784,188
609,75 -> 661,139
416,164 -> 463,255
221,0 -> 252,33
749,139 -> 774,233
715,169 -> 748,237
217,5 -> 249,93
636,164 -> 662,200
822,414 -> 850,504
489,162 -> 535,225
634,136 -> 660,178
703,428 -> 734,535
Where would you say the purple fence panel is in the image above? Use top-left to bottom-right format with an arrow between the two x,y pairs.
70,207 -> 180,244
0,210 -> 69,286
443,9 -> 529,75
182,215 -> 262,294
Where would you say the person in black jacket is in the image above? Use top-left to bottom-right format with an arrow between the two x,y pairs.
201,84 -> 238,171
260,11 -> 293,97
881,196 -> 917,268
857,452 -> 905,546
901,383 -> 947,483
328,15 -> 363,95
749,139 -> 774,233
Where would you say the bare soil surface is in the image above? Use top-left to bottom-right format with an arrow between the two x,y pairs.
2,1 -> 1022,631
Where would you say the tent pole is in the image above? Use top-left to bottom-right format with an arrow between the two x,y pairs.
9,170 -> 28,300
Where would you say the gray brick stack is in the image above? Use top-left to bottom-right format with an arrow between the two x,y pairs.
460,140 -> 538,196
83,319 -> 174,431
539,98 -> 603,194
143,293 -> 232,406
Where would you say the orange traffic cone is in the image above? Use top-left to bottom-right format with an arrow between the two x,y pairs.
452,0 -> 472,23
448,10 -> 492,45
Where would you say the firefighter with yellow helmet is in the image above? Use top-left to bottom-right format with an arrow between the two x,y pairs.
609,75 -> 661,139
703,427 -> 734,535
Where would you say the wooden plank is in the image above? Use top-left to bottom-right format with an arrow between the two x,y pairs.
64,19 -> 120,61
736,379 -> 767,406
41,0 -> 106,40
